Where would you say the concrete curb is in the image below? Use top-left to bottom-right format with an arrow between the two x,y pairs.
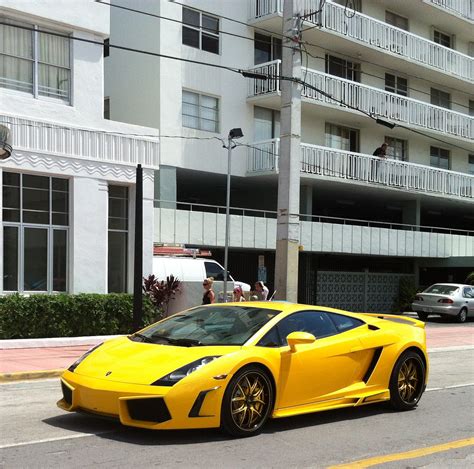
0,369 -> 64,383
0,335 -> 122,350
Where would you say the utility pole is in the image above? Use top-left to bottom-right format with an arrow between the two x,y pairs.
133,163 -> 143,331
274,0 -> 302,302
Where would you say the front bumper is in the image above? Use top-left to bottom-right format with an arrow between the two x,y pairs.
58,370 -> 224,430
411,303 -> 459,316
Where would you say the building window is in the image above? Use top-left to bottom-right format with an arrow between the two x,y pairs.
469,155 -> 474,175
385,11 -> 409,30
325,123 -> 359,152
431,88 -> 451,109
433,29 -> 453,48
469,42 -> 474,57
385,137 -> 407,161
325,55 -> 360,82
108,186 -> 128,293
182,90 -> 219,132
182,7 -> 219,54
104,38 -> 110,58
0,18 -> 71,102
385,73 -> 408,96
254,106 -> 280,141
469,100 -> 474,116
254,33 -> 282,64
332,0 -> 362,12
104,97 -> 110,119
2,172 -> 69,292
430,146 -> 450,170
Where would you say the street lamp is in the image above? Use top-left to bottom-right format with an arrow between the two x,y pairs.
0,124 -> 13,160
223,128 -> 243,302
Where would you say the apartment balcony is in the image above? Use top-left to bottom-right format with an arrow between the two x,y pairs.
249,0 -> 473,86
424,0 -> 474,21
0,114 -> 160,168
154,202 -> 474,257
247,60 -> 473,143
247,139 -> 474,200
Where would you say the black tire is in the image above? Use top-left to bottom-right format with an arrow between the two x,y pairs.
457,308 -> 468,324
389,351 -> 425,411
220,365 -> 274,438
417,312 -> 428,321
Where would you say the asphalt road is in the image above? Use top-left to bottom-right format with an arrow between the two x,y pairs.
1,347 -> 473,468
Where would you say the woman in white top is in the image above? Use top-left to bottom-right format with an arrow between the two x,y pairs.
254,281 -> 269,301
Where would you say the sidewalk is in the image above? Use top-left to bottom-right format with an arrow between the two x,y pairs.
1,325 -> 472,382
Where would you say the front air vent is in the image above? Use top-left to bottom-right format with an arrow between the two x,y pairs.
363,347 -> 383,383
127,398 -> 171,423
61,381 -> 72,405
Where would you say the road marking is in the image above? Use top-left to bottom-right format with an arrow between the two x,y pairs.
426,382 -> 474,392
327,437 -> 474,469
428,345 -> 474,353
0,431 -> 114,450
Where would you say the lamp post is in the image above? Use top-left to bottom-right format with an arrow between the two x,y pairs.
0,124 -> 13,160
223,128 -> 243,302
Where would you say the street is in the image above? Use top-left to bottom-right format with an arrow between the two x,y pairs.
1,322 -> 473,469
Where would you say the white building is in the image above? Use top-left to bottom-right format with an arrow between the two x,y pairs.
0,0 -> 159,295
105,0 -> 473,311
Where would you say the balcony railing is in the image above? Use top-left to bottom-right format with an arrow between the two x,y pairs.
0,114 -> 160,168
425,0 -> 474,20
247,60 -> 473,140
247,140 -> 474,199
249,0 -> 473,82
154,201 -> 474,257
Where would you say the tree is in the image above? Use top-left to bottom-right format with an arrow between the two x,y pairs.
143,274 -> 181,319
465,272 -> 474,286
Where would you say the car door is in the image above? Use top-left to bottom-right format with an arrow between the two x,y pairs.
462,287 -> 474,315
273,311 -> 368,409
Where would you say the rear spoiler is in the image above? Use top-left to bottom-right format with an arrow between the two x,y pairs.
360,313 -> 425,329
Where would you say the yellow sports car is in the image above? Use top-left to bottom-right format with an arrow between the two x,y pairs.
58,302 -> 428,437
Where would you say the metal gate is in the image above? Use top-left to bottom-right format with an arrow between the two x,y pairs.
316,271 -> 414,313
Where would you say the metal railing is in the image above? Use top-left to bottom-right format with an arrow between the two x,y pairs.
247,140 -> 474,199
249,0 -> 473,82
0,114 -> 160,168
425,0 -> 474,20
155,200 -> 473,236
247,60 -> 473,140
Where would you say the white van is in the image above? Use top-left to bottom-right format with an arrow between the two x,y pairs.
152,256 -> 250,315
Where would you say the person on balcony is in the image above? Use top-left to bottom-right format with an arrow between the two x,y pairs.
372,143 -> 388,183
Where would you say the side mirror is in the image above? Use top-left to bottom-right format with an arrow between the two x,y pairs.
287,331 -> 316,352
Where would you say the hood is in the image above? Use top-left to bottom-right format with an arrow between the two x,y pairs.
74,336 -> 240,385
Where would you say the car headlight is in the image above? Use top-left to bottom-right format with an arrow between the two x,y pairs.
67,343 -> 103,372
152,356 -> 220,386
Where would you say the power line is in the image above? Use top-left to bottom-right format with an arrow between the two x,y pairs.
98,1 -> 472,106
0,21 -> 260,79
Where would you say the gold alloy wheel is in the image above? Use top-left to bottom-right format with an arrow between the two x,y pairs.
397,358 -> 421,403
230,372 -> 270,431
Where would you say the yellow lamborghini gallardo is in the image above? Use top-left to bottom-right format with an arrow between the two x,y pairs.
58,302 -> 428,437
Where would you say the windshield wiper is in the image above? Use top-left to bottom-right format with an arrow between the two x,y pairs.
150,334 -> 203,347
131,333 -> 154,343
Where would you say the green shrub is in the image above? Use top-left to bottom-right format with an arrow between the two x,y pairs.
392,277 -> 420,313
0,293 -> 156,339
465,272 -> 474,286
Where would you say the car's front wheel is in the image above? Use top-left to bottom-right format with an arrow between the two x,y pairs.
389,351 -> 425,411
220,366 -> 273,437
457,308 -> 468,324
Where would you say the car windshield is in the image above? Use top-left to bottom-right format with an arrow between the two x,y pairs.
133,306 -> 281,346
424,284 -> 459,295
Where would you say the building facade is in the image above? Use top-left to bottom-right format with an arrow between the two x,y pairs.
105,0 -> 474,311
0,0 -> 159,295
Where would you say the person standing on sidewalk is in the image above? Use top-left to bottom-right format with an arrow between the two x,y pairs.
202,277 -> 215,305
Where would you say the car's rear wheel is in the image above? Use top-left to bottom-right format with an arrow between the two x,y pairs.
457,308 -> 468,324
417,312 -> 428,321
389,351 -> 425,411
220,366 -> 273,437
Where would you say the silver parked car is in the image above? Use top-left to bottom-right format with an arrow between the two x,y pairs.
412,283 -> 474,323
